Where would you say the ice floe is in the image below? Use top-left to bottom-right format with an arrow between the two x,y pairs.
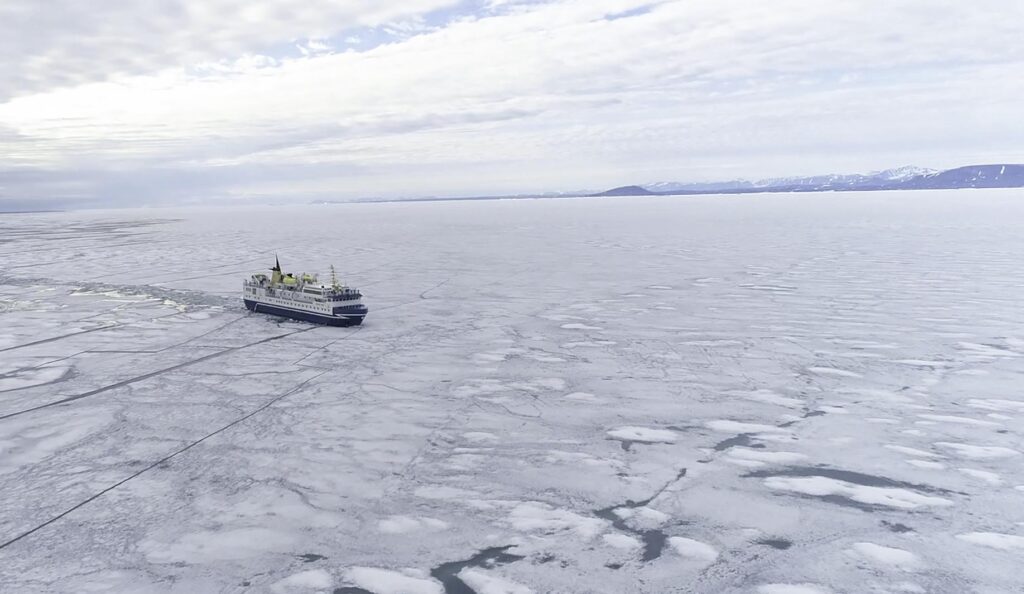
343,567 -> 442,594
955,532 -> 1024,550
507,502 -> 607,538
884,445 -> 943,458
728,448 -> 807,464
762,476 -> 952,509
936,442 -> 1020,459
957,468 -> 1002,485
966,399 -> 1024,412
906,460 -> 945,470
271,570 -> 333,593
602,533 -> 642,550
560,323 -> 603,330
917,414 -> 999,427
741,389 -> 804,408
757,584 -> 833,594
668,536 -> 719,562
613,506 -> 670,530
807,367 -> 862,378
606,426 -> 678,444
849,542 -> 921,570
705,420 -> 790,434
378,516 -> 449,534
458,569 -> 534,594
139,527 -> 298,563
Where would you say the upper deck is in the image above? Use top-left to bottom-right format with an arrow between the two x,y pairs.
245,267 -> 361,302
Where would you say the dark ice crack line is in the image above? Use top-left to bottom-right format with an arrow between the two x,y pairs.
0,369 -> 331,552
292,325 -> 365,368
594,466 -> 689,563
0,326 -> 316,421
429,545 -> 526,594
0,315 -> 250,380
371,278 -> 453,312
0,323 -> 121,354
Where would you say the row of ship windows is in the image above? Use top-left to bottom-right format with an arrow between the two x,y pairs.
248,291 -> 362,314
272,299 -> 331,313
253,295 -> 336,313
248,288 -> 358,302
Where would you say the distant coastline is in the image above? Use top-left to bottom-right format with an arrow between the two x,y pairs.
591,164 -> 1024,197
4,164 -> 1022,213
0,209 -> 65,214
311,163 -> 1024,206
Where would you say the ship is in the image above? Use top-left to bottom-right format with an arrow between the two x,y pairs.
243,257 -> 368,326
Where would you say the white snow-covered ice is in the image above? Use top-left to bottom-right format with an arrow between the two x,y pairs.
2,190 -> 1024,592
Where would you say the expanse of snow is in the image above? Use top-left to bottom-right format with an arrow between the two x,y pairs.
2,190 -> 1024,592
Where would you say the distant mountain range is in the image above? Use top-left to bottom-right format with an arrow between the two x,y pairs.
594,164 -> 1024,197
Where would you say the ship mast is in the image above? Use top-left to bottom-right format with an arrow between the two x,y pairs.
330,265 -> 341,289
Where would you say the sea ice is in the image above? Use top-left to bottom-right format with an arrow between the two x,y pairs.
936,442 -> 1020,459
343,567 -> 442,594
271,570 -> 333,592
757,584 -> 833,594
606,426 -> 678,444
602,533 -> 641,550
850,542 -> 921,570
2,193 -> 1023,592
668,536 -> 719,562
506,502 -> 607,539
955,533 -> 1024,550
763,477 -> 952,509
958,468 -> 1002,485
458,569 -> 534,594
378,516 -> 449,534
705,420 -> 789,434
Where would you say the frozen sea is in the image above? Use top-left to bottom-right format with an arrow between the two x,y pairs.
1,190 -> 1023,594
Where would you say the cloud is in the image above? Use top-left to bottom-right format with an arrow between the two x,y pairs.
0,0 -> 458,100
1,0 -> 1023,205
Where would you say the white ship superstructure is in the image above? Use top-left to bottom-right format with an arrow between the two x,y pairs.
243,258 -> 367,326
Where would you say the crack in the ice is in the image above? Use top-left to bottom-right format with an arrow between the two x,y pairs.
744,465 -> 953,494
713,433 -> 757,451
429,545 -> 525,594
593,466 -> 687,563
756,538 -> 792,550
0,370 -> 332,551
0,326 -> 316,421
0,323 -> 121,354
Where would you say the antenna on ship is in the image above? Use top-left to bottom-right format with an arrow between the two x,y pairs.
330,265 -> 341,289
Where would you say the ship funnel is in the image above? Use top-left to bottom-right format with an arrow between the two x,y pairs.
271,255 -> 283,285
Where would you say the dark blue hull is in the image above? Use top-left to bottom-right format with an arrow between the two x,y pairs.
244,299 -> 366,327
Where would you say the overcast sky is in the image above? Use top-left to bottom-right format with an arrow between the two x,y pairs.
1,0 -> 1022,207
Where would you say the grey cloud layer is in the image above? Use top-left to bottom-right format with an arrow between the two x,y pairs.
0,0 -> 456,100
1,0 -> 1022,206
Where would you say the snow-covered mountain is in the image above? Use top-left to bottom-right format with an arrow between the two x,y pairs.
902,164 -> 1024,189
751,166 -> 939,190
876,165 -> 938,181
621,164 -> 1021,197
643,180 -> 755,193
